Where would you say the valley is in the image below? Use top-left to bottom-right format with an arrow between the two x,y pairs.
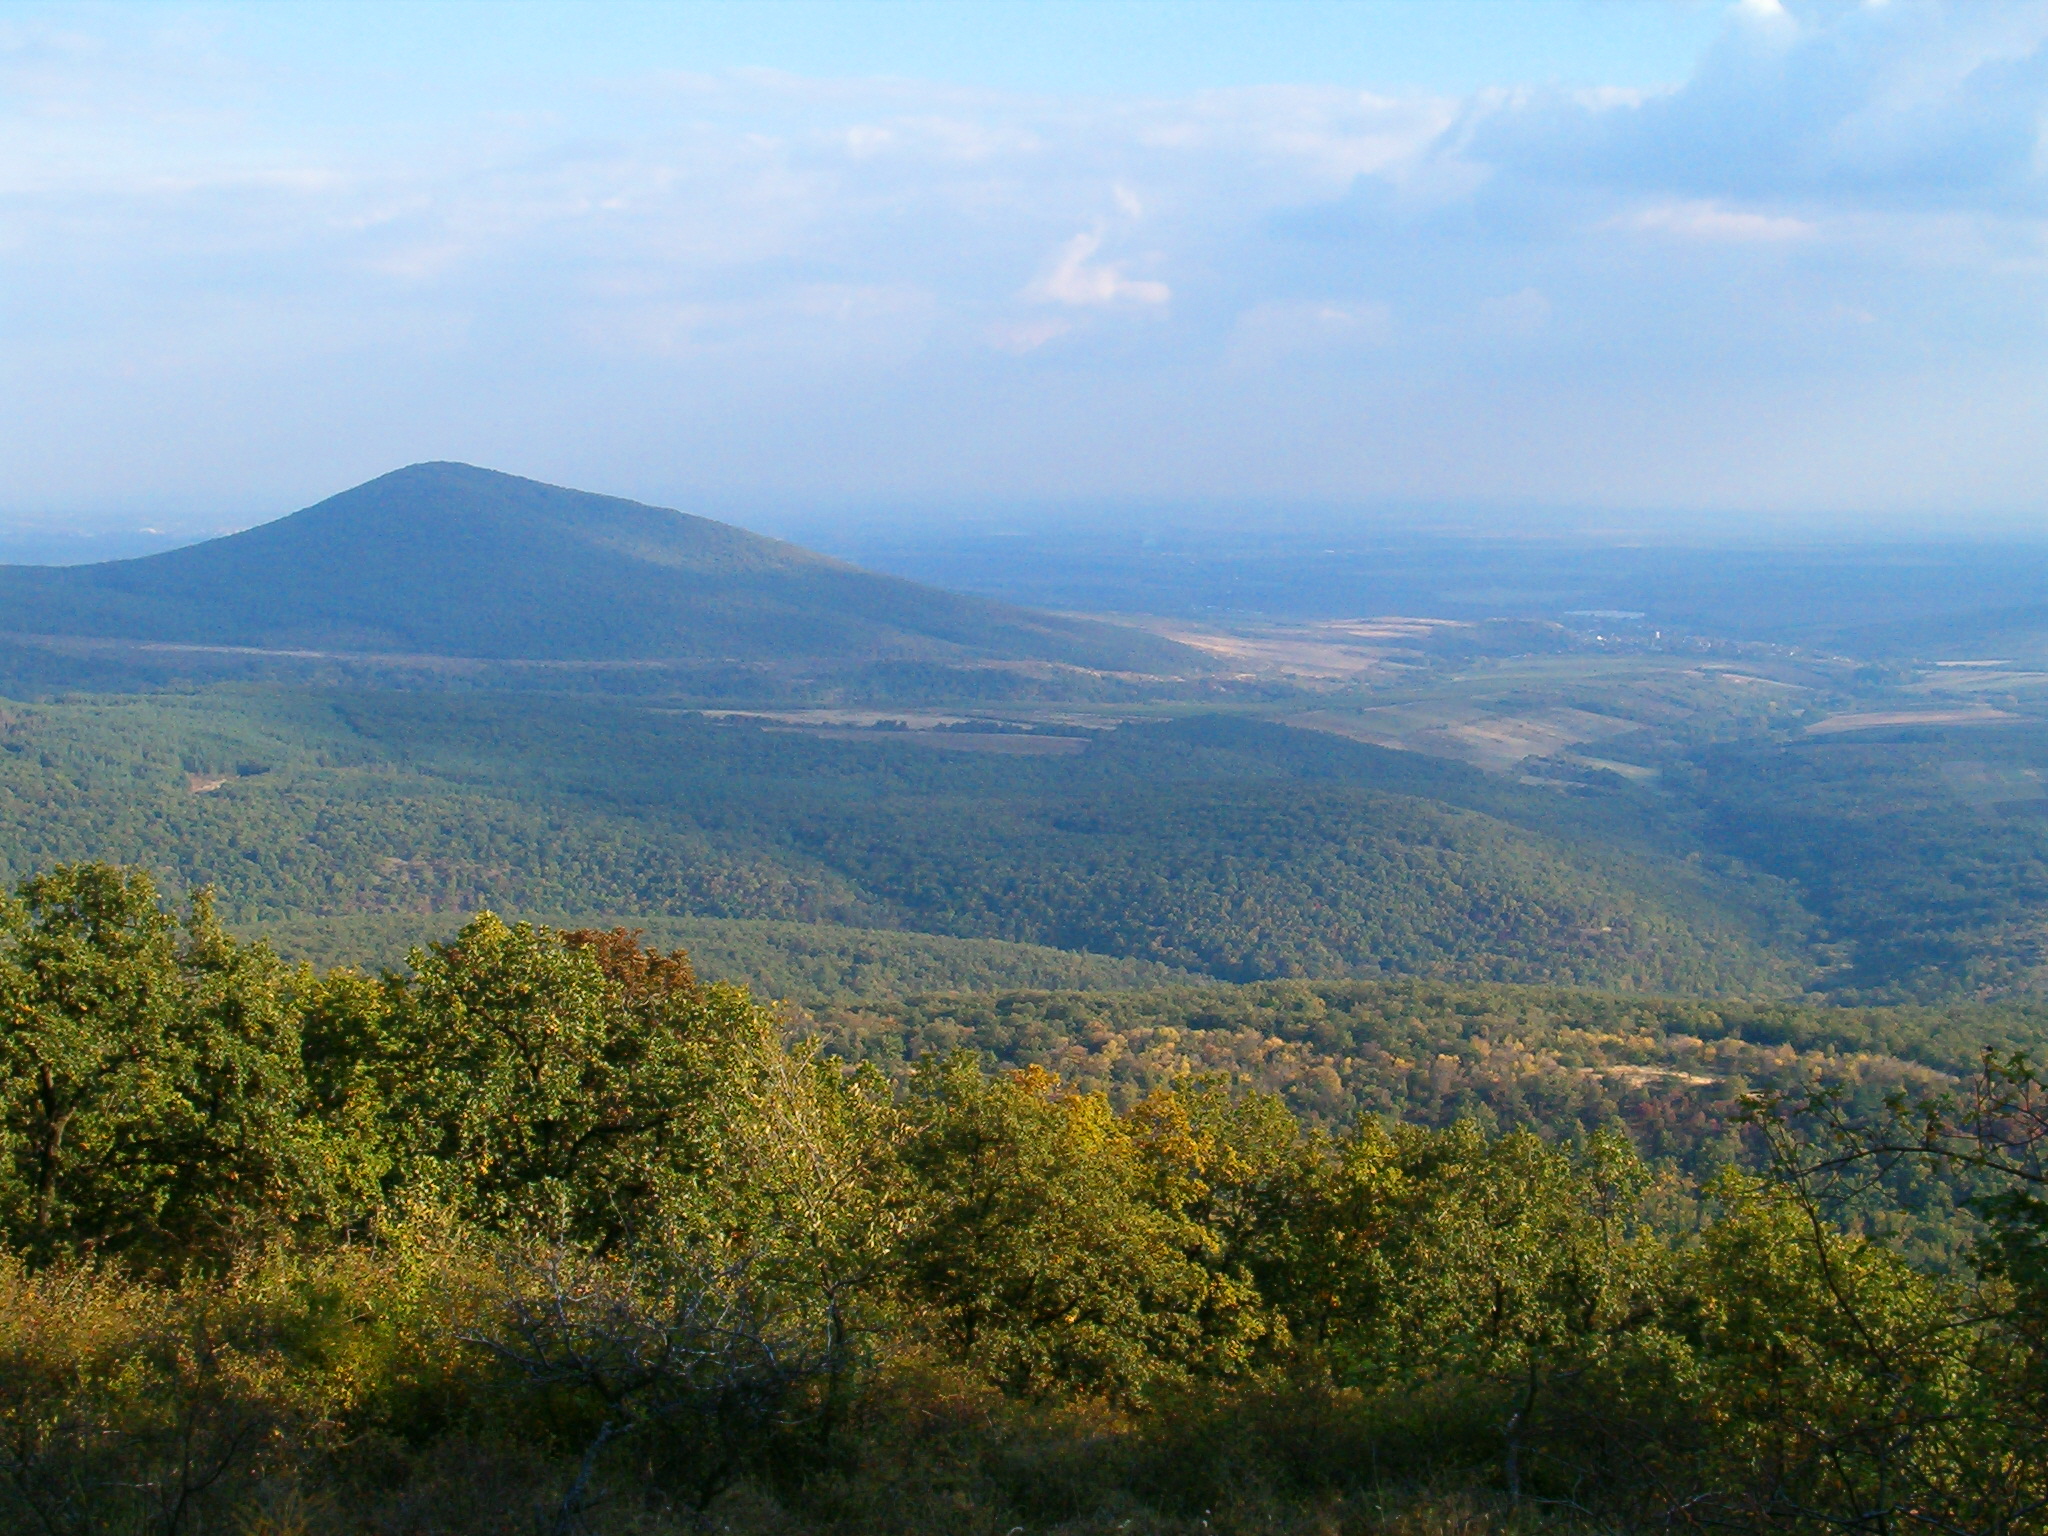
7,464 -> 2048,1535
10,478 -> 2048,1010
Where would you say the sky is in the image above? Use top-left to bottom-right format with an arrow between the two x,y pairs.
4,0 -> 2048,538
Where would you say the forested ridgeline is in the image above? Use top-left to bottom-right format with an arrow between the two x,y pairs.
1689,727 -> 2048,1000
16,661 -> 2048,1008
5,864 -> 2047,1535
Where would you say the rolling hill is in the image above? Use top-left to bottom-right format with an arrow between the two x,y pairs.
0,690 -> 1811,996
0,463 -> 1198,671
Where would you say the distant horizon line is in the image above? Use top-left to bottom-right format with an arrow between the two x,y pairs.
4,469 -> 2048,568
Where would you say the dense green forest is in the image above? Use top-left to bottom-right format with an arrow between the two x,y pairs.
4,864 -> 2046,1535
14,676 -> 2048,1003
813,977 -> 2048,1139
1687,725 -> 2048,1000
0,689 -> 1808,994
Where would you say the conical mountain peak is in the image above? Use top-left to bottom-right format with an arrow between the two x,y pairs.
0,466 -> 1194,670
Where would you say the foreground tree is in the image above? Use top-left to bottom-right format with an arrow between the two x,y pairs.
354,915 -> 782,1245
1315,1123 -> 1669,1502
0,864 -> 363,1269
902,1056 -> 1270,1400
1726,1070 -> 2048,1533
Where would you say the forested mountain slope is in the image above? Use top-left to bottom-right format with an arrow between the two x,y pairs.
0,690 -> 1808,994
0,463 -> 1196,670
1687,724 -> 2048,1000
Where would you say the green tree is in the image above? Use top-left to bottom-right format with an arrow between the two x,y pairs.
1729,1070 -> 2048,1531
0,864 -> 353,1268
901,1055 -> 1265,1400
370,916 -> 781,1244
1123,1080 -> 1304,1368
1324,1123 -> 1667,1502
1671,1172 -> 2033,1534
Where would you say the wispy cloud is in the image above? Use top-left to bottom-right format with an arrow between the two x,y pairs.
1025,231 -> 1170,307
1614,200 -> 1816,241
1227,300 -> 1392,364
4,2 -> 2048,518
985,316 -> 1072,354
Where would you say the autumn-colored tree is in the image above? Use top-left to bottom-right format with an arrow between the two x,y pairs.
902,1055 -> 1269,1399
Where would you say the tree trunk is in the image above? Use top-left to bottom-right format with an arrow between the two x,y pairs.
32,1062 -> 73,1237
1503,1363 -> 1541,1507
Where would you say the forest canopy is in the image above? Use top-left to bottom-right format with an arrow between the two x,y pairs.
3,863 -> 2046,1535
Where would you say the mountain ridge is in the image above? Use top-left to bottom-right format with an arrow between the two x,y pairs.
0,463 -> 1199,671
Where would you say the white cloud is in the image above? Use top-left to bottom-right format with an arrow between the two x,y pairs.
1229,300 -> 1392,363
843,124 -> 893,157
1615,200 -> 1817,241
839,115 -> 1038,162
1025,231 -> 1170,307
5,2 -> 2048,516
985,316 -> 1072,353
576,284 -> 936,360
1133,86 -> 1459,190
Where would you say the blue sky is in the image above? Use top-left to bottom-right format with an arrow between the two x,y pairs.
4,0 -> 2048,534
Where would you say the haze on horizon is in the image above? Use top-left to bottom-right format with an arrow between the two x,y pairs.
4,0 -> 2048,543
